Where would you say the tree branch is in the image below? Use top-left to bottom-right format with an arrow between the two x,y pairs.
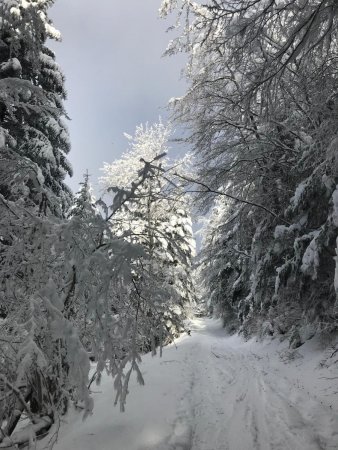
175,173 -> 290,225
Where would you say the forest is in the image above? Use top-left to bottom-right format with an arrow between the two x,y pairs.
0,0 -> 338,449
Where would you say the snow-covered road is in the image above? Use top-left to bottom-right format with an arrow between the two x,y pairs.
49,318 -> 338,450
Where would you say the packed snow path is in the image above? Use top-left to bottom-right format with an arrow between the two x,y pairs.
51,318 -> 338,450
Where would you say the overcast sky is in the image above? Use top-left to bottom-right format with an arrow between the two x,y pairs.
49,0 -> 186,194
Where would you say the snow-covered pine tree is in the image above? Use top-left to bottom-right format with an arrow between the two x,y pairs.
67,171 -> 98,220
101,122 -> 196,341
0,2 -> 80,443
0,0 -> 72,217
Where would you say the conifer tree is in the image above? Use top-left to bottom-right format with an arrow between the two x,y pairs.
68,171 -> 97,220
0,1 -> 77,442
101,123 -> 196,338
0,0 -> 72,217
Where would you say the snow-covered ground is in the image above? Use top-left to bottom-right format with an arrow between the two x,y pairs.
44,318 -> 338,450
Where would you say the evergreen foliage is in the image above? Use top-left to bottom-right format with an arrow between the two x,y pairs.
0,0 -> 72,217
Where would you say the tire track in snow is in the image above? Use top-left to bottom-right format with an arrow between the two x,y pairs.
167,342 -> 200,450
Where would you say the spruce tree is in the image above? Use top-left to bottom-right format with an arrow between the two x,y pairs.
0,1 -> 77,441
0,0 -> 72,217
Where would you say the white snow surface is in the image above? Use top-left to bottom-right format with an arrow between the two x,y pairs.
45,318 -> 338,450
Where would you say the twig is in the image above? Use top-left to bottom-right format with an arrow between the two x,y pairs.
87,371 -> 98,390
176,173 -> 291,225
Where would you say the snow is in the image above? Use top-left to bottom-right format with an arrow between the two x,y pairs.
0,58 -> 22,75
333,186 -> 338,227
42,318 -> 338,450
291,179 -> 308,209
274,222 -> 301,239
335,242 -> 338,299
333,186 -> 338,298
0,128 -> 6,148
0,417 -> 52,449
300,231 -> 320,279
9,6 -> 20,17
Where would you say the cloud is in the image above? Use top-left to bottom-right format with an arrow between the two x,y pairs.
49,0 -> 187,193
